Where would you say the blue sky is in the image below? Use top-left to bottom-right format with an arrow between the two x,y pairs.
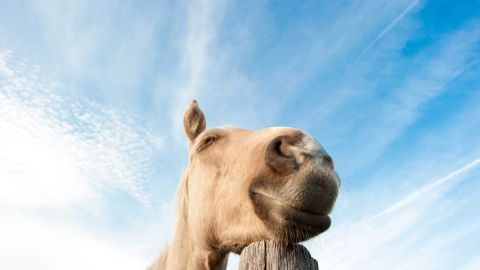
0,0 -> 479,269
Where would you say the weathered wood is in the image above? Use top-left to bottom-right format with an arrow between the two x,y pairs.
238,240 -> 318,270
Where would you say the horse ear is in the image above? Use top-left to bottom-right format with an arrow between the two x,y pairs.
183,100 -> 206,142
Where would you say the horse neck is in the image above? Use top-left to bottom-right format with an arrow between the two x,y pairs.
154,175 -> 229,270
160,222 -> 228,270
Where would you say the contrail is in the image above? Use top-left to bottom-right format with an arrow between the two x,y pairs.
356,0 -> 421,61
371,158 -> 480,219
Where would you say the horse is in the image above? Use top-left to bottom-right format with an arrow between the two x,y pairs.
150,100 -> 340,269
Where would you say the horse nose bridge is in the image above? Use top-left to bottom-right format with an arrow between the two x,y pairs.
295,133 -> 334,168
296,132 -> 327,156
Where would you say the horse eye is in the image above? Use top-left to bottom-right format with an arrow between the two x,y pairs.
197,136 -> 217,152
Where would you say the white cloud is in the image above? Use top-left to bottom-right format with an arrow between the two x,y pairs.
0,48 -> 169,269
1,1 -> 479,269
170,0 -> 227,136
308,158 -> 480,270
372,159 -> 480,219
462,256 -> 480,270
0,213 -> 148,270
318,20 -> 480,174
356,0 -> 421,61
226,159 -> 480,270
0,49 -> 163,208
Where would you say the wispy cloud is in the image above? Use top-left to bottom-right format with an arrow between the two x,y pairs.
0,48 -> 169,269
1,179 -> 176,270
170,0 -> 226,135
356,0 -> 421,61
1,1 -> 479,269
225,158 -> 480,270
372,158 -> 480,219
309,158 -> 480,270
463,256 -> 480,270
0,212 -> 148,270
314,20 -> 480,176
0,49 -> 163,208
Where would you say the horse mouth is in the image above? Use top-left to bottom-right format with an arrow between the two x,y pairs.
249,190 -> 331,241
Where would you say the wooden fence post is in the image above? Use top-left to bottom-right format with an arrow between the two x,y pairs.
238,240 -> 318,270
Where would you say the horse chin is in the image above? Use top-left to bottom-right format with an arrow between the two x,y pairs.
249,190 -> 331,243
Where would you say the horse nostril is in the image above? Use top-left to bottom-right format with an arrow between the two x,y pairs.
274,140 -> 283,156
265,136 -> 299,175
274,138 -> 294,158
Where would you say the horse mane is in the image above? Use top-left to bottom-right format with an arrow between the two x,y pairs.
176,171 -> 189,230
149,172 -> 190,270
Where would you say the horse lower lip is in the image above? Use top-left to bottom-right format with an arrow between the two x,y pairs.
251,191 -> 331,229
